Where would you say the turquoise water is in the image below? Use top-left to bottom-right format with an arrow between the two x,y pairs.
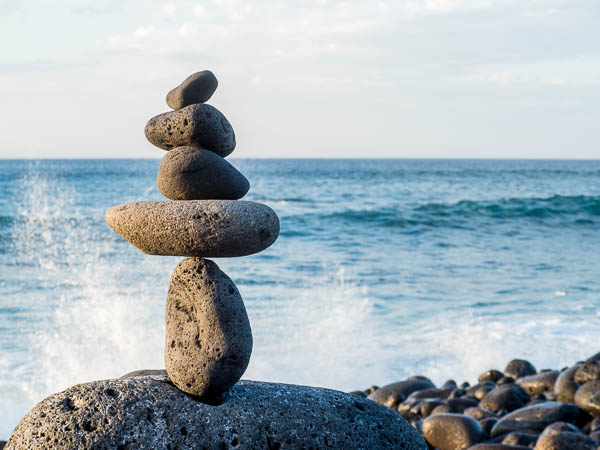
1,158 -> 599,438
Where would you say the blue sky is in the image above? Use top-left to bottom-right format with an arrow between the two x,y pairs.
0,0 -> 598,158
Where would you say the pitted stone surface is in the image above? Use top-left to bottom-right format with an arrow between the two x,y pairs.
165,258 -> 252,398
145,103 -> 235,156
105,200 -> 279,257
157,146 -> 249,200
6,376 -> 427,450
166,70 -> 218,109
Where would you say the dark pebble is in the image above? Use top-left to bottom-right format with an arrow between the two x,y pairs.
368,377 -> 435,409
504,359 -> 537,379
422,413 -> 485,450
534,421 -> 598,450
516,371 -> 560,395
480,384 -> 531,413
574,380 -> 600,416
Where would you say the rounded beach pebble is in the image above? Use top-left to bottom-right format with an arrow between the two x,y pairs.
105,200 -> 279,257
165,258 -> 252,398
145,103 -> 235,156
5,375 -> 427,449
166,70 -> 218,109
422,413 -> 485,449
157,146 -> 249,200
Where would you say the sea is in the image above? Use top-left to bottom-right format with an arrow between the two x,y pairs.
0,158 -> 599,438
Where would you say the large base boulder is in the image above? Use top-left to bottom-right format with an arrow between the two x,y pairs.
6,374 -> 427,449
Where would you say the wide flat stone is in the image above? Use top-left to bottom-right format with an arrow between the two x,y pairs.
157,146 -> 249,200
165,258 -> 252,398
166,70 -> 218,110
145,103 -> 235,156
105,200 -> 279,257
6,375 -> 427,449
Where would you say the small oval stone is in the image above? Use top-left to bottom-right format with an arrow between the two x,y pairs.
574,380 -> 600,416
145,103 -> 235,156
574,361 -> 600,384
504,359 -> 537,379
491,401 -> 587,436
480,384 -> 531,413
105,200 -> 279,257
368,378 -> 436,409
157,146 -> 249,200
554,364 -> 582,403
165,258 -> 251,398
166,70 -> 218,109
534,422 -> 598,450
516,371 -> 560,395
422,413 -> 485,450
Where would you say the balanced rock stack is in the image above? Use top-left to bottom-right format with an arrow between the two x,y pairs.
6,71 -> 426,449
106,70 -> 279,399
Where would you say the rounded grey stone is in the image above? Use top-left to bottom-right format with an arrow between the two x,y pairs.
165,258 -> 252,398
574,380 -> 600,416
534,422 -> 598,450
166,70 -> 218,109
145,103 -> 235,156
157,146 -> 249,200
491,401 -> 587,436
516,371 -> 560,395
554,364 -> 582,403
480,383 -> 531,413
422,413 -> 485,450
368,377 -> 436,409
6,375 -> 427,449
504,359 -> 537,379
105,200 -> 279,257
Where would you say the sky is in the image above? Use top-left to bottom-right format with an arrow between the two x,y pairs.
0,0 -> 598,158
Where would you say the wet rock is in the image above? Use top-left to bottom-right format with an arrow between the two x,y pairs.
480,370 -> 504,383
497,376 -> 515,385
501,432 -> 537,446
554,364 -> 581,403
534,421 -> 598,450
166,70 -> 218,109
105,200 -> 279,257
157,147 -> 250,200
408,387 -> 453,400
574,380 -> 600,416
465,406 -> 495,420
349,390 -> 368,397
467,381 -> 496,400
145,103 -> 236,156
0,442 -> 5,450
491,401 -> 587,436
505,360 -> 537,379
368,377 -> 435,409
444,396 -> 479,413
586,352 -> 600,363
517,371 -> 559,395
165,258 -> 252,398
5,375 -> 427,449
449,388 -> 467,398
480,417 -> 499,435
480,384 -> 531,413
420,399 -> 444,417
574,361 -> 600,384
422,413 -> 485,450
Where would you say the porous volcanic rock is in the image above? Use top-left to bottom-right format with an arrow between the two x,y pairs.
156,146 -> 249,200
490,401 -> 587,436
5,375 -> 427,450
145,103 -> 235,156
422,413 -> 485,450
166,70 -> 218,109
165,258 -> 252,398
105,200 -> 279,257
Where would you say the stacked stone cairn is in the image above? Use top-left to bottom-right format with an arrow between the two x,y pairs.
106,70 -> 278,399
5,71 -> 427,449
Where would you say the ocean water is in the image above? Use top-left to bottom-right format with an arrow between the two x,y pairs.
1,158 -> 599,438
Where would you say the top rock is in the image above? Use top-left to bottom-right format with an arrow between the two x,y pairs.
166,70 -> 218,110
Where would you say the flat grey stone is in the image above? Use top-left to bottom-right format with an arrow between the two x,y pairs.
157,146 -> 249,200
165,258 -> 252,398
105,200 -> 279,257
166,71 -> 218,109
145,104 -> 235,157
491,401 -> 586,436
422,413 -> 485,450
6,376 -> 427,449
